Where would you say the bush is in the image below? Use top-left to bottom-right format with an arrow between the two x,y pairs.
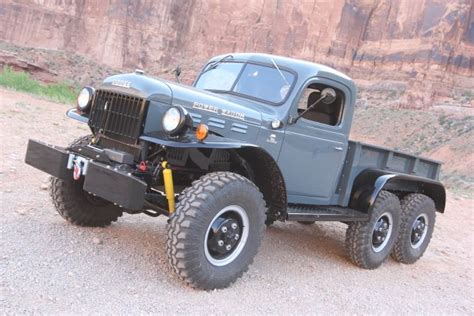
0,66 -> 77,104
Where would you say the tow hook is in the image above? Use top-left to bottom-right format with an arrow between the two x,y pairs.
138,161 -> 148,171
73,161 -> 82,180
67,154 -> 90,181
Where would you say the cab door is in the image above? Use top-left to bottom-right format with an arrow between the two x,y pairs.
277,79 -> 350,205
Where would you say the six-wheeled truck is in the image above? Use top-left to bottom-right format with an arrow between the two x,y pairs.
25,53 -> 445,289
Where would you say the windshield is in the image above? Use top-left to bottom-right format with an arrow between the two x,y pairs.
195,62 -> 295,104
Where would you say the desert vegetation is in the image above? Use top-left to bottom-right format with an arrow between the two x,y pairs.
0,66 -> 77,104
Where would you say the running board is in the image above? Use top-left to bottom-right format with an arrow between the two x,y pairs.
287,205 -> 369,222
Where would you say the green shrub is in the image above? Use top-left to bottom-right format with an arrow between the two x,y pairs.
41,82 -> 77,104
0,66 -> 77,104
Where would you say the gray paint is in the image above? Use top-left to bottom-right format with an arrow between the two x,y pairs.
336,141 -> 442,207
69,53 -> 442,207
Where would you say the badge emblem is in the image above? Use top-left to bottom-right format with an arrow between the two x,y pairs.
266,134 -> 277,144
111,79 -> 132,88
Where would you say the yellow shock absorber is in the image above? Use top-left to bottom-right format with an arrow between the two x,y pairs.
161,161 -> 175,213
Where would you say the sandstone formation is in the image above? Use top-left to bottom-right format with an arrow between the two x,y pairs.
0,0 -> 472,108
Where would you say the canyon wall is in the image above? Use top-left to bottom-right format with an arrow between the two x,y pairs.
0,0 -> 473,108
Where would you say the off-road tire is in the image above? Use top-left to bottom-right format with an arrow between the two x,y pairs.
67,134 -> 93,148
265,210 -> 278,226
49,135 -> 123,227
298,221 -> 315,225
391,194 -> 436,264
265,218 -> 275,226
167,172 -> 266,290
345,191 -> 401,269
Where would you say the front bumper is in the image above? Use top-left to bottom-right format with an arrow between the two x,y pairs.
25,139 -> 147,210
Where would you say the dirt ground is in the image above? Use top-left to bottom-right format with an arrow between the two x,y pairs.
1,88 -> 473,314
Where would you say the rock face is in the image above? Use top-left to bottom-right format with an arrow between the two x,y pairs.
0,0 -> 472,108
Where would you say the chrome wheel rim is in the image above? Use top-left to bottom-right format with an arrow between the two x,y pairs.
410,213 -> 428,249
204,205 -> 249,266
372,212 -> 393,253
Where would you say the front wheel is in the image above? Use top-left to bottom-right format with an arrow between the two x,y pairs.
50,177 -> 123,227
49,135 -> 123,227
166,172 -> 266,290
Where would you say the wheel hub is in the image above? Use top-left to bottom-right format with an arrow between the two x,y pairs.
410,214 -> 428,248
371,213 -> 392,252
208,217 -> 241,256
204,205 -> 249,266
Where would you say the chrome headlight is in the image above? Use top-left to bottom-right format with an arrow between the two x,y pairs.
77,86 -> 94,112
162,106 -> 189,135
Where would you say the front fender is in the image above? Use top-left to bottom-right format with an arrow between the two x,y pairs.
141,131 -> 288,221
140,131 -> 258,149
350,169 -> 446,214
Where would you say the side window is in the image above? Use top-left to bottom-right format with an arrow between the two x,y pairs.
297,83 -> 344,126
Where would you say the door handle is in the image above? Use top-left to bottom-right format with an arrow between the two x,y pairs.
334,146 -> 343,151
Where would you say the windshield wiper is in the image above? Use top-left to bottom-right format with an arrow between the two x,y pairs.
201,54 -> 234,75
270,57 -> 290,86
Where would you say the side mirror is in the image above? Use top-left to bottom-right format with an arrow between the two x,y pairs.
321,88 -> 337,104
289,87 -> 338,124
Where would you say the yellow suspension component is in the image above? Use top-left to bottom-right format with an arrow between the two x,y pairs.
161,161 -> 175,213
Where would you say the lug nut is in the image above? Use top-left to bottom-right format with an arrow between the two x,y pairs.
231,223 -> 238,229
225,245 -> 232,251
222,227 -> 227,233
218,240 -> 224,246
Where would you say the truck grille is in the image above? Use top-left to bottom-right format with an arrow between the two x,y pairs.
88,90 -> 148,149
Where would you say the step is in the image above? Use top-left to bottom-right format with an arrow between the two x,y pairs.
287,205 -> 369,222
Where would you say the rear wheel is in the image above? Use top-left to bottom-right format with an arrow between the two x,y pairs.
298,221 -> 315,225
167,172 -> 266,290
392,194 -> 436,264
345,191 -> 401,269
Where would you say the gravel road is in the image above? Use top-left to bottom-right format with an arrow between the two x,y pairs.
1,88 -> 473,314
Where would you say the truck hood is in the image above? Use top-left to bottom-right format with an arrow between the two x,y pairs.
102,73 -> 263,127
102,73 -> 173,104
165,81 -> 263,127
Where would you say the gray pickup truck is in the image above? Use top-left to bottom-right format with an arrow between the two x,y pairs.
25,53 -> 445,290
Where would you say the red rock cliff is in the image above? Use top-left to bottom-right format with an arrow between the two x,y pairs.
1,0 -> 472,107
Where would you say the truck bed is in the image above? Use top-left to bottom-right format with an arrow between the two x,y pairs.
335,141 -> 442,206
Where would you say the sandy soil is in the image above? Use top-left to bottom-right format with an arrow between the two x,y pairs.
1,88 -> 473,314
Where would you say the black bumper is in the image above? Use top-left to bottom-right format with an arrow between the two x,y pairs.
25,139 -> 146,210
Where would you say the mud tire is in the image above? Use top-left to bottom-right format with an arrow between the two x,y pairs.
345,191 -> 401,269
391,194 -> 436,264
49,135 -> 122,227
167,172 -> 266,290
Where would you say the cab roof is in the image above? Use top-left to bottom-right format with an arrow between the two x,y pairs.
208,53 -> 356,93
